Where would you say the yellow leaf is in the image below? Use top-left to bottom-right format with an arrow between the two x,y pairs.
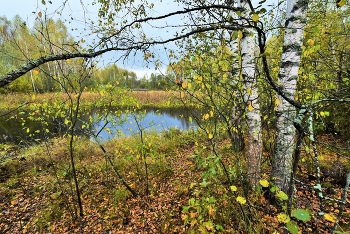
33,70 -> 39,75
203,113 -> 209,120
277,213 -> 290,223
38,12 -> 42,18
263,115 -> 268,120
236,196 -> 246,205
182,81 -> 187,88
230,185 -> 237,192
324,213 -> 337,223
307,39 -> 314,46
187,82 -> 192,89
336,0 -> 346,8
208,206 -> 215,218
190,219 -> 197,227
208,133 -> 213,139
252,13 -> 259,22
275,99 -> 281,105
238,30 -> 243,39
32,94 -> 36,101
180,92 -> 184,99
181,213 -> 188,221
259,179 -> 269,188
81,38 -> 85,43
248,103 -> 253,112
247,87 -> 252,96
210,110 -> 214,117
53,75 -> 57,80
26,128 -> 30,133
82,125 -> 86,129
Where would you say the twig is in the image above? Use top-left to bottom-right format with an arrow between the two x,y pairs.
332,172 -> 350,232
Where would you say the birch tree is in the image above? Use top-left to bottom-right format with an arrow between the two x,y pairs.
237,0 -> 262,189
270,0 -> 309,193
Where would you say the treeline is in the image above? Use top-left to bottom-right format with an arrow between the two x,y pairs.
90,64 -> 175,90
0,16 -> 174,93
0,15 -> 78,93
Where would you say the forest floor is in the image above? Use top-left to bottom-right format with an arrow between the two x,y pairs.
0,131 -> 350,233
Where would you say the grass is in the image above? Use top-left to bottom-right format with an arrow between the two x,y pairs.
130,90 -> 182,108
0,129 -> 205,232
0,90 -> 183,114
1,128 -> 350,232
1,92 -> 350,233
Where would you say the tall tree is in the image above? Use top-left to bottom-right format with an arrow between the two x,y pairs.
237,0 -> 263,189
270,0 -> 309,192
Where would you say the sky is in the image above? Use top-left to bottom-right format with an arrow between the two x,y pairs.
0,0 -> 278,78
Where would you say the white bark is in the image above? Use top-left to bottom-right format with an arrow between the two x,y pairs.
271,0 -> 308,192
237,0 -> 263,188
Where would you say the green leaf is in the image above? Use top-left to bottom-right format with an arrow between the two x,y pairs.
231,31 -> 238,40
276,191 -> 288,201
311,25 -> 321,33
182,205 -> 190,212
200,179 -> 209,187
42,0 -> 46,5
215,224 -> 224,231
286,221 -> 299,234
292,209 -> 311,222
208,196 -> 216,203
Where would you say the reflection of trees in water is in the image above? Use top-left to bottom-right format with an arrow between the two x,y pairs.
0,107 -> 197,144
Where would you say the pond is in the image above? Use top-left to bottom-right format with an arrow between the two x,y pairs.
93,108 -> 196,141
0,107 -> 196,144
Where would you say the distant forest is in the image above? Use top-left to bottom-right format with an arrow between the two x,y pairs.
0,15 -> 174,93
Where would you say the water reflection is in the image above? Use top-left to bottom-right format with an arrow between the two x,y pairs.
93,108 -> 196,141
0,107 -> 196,144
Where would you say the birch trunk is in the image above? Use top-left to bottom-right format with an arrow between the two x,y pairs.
238,0 -> 263,189
271,0 -> 308,192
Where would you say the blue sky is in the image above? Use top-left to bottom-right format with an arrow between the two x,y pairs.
0,0 -> 278,78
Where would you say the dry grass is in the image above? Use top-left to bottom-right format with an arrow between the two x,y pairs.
130,90 -> 181,107
0,91 -> 181,113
